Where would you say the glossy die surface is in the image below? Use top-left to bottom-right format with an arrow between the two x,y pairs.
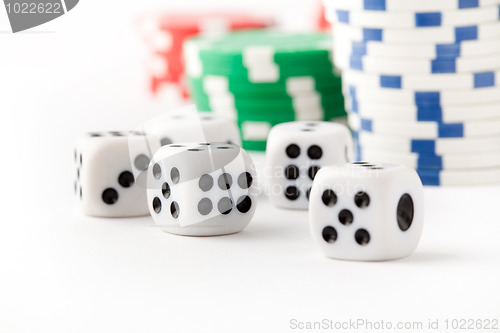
264,121 -> 353,209
74,131 -> 149,217
145,111 -> 241,147
129,110 -> 241,184
147,143 -> 257,236
309,162 -> 424,261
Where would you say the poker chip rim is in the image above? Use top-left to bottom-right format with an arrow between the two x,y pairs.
190,86 -> 344,99
347,98 -> 500,122
193,51 -> 334,65
139,12 -> 272,32
189,57 -> 336,74
186,62 -> 337,78
345,84 -> 500,105
191,91 -> 344,103
341,53 -> 500,75
340,68 -> 500,91
323,0 -> 500,12
355,131 -> 500,154
348,113 -> 500,138
333,35 -> 500,60
357,146 -> 500,170
187,74 -> 342,92
330,20 -> 500,44
197,102 -> 348,117
415,167 -> 500,186
184,30 -> 333,58
192,100 -> 347,115
325,4 -> 500,29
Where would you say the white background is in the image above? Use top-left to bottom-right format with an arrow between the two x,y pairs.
0,1 -> 499,332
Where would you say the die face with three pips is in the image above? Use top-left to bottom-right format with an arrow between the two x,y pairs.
309,162 -> 424,261
147,143 -> 258,236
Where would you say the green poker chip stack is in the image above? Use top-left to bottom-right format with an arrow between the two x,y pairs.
184,30 -> 347,151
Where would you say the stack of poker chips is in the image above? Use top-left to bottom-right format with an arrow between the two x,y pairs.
137,13 -> 272,98
184,30 -> 347,151
323,0 -> 500,186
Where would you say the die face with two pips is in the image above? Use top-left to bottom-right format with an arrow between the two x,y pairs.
74,131 -> 150,217
309,162 -> 424,261
147,143 -> 258,236
264,121 -> 353,209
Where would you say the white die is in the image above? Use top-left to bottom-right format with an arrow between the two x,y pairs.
309,162 -> 424,261
147,143 -> 258,236
145,111 -> 241,147
264,121 -> 353,209
74,131 -> 150,217
129,110 -> 241,184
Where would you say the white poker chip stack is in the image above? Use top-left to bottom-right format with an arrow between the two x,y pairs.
323,0 -> 500,185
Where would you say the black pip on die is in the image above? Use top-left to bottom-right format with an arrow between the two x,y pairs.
264,121 -> 353,209
309,162 -> 424,261
147,143 -> 258,236
74,132 -> 150,217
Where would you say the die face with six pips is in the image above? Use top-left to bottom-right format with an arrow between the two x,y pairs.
309,162 -> 424,261
147,143 -> 258,236
74,131 -> 150,217
264,121 -> 353,210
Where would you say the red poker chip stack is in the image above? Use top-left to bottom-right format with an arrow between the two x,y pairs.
317,1 -> 331,31
138,13 -> 273,99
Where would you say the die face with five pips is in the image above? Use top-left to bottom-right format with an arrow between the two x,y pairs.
265,121 -> 353,210
147,143 -> 258,236
74,131 -> 150,217
309,162 -> 424,261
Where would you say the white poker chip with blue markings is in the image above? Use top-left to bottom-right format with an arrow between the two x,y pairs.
326,4 -> 500,28
325,0 -> 500,185
345,84 -> 500,105
324,0 -> 500,12
348,113 -> 500,138
332,21 -> 500,44
332,22 -> 500,67
342,69 -> 500,91
356,131 -> 500,154
357,146 -> 500,170
342,53 -> 500,74
415,167 -> 500,185
334,35 -> 500,59
346,98 -> 500,122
